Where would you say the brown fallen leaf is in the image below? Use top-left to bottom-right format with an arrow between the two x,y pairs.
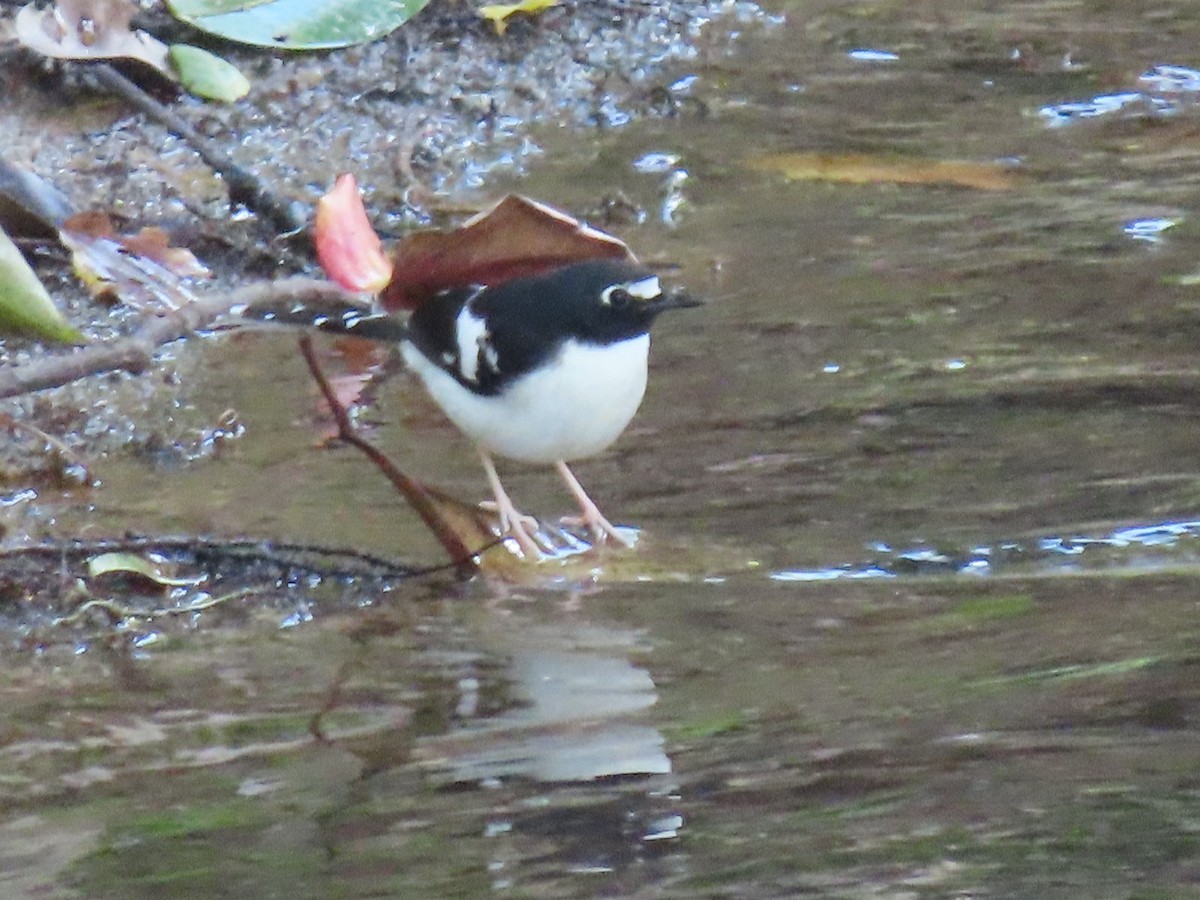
746,151 -> 1022,191
59,211 -> 209,309
15,0 -> 172,79
381,194 -> 633,311
120,226 -> 210,278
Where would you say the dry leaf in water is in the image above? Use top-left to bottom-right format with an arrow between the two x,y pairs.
120,226 -> 210,278
88,551 -> 206,591
747,152 -> 1021,191
16,0 -> 172,77
381,194 -> 633,311
311,177 -> 634,309
60,212 -> 209,309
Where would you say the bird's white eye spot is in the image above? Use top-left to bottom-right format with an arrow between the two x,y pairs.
627,275 -> 662,300
601,276 -> 661,306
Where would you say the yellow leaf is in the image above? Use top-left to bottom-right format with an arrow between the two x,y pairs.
747,152 -> 1021,191
88,552 -> 205,588
478,0 -> 559,35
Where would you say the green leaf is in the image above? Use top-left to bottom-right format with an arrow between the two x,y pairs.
0,226 -> 85,344
88,552 -> 205,588
165,0 -> 431,50
169,44 -> 251,102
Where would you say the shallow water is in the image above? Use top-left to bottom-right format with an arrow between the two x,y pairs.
6,1 -> 1200,896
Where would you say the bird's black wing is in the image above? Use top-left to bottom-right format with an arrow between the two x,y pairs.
405,280 -> 569,396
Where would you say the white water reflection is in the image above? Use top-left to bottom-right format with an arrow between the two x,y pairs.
772,519 -> 1200,582
1123,217 -> 1177,243
848,49 -> 899,62
418,624 -> 669,784
1137,64 -> 1200,94
1039,91 -> 1151,126
1040,63 -> 1200,127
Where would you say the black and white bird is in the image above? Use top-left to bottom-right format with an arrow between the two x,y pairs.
290,257 -> 700,557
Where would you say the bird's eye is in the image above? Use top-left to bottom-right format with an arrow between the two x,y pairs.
602,286 -> 633,307
601,275 -> 661,307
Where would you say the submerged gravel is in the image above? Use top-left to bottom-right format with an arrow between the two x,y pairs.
3,0 -> 767,234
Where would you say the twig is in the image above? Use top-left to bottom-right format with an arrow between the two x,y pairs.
54,587 -> 259,627
297,334 -> 483,577
90,64 -> 305,235
0,535 -> 417,579
0,277 -> 352,399
0,412 -> 91,477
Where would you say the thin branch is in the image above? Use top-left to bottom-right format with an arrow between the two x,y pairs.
0,277 -> 352,399
297,334 -> 485,577
0,535 -> 417,579
0,412 -> 91,474
90,64 -> 305,235
0,282 -> 495,576
54,587 -> 260,627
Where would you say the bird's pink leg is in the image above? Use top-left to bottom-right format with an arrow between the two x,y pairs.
555,461 -> 632,547
479,451 -> 545,558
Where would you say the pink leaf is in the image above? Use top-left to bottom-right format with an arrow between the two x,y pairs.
314,174 -> 393,294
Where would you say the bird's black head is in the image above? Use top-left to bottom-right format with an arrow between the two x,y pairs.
508,258 -> 701,345
405,257 -> 700,396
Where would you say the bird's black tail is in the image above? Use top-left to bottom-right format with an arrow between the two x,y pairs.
238,298 -> 409,343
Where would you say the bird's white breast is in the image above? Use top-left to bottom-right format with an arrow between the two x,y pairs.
402,335 -> 651,464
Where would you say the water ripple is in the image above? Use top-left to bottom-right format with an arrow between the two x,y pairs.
771,519 -> 1200,582
1039,64 -> 1200,127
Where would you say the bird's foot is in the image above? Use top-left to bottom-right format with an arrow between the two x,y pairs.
560,509 -> 633,548
478,452 -> 553,559
554,460 -> 634,549
479,500 -> 549,558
